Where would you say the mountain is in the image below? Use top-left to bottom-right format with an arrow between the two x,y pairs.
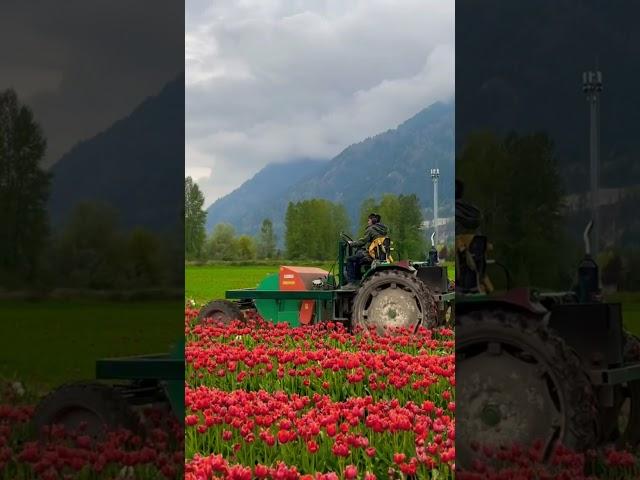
288,101 -> 454,219
205,159 -> 328,233
48,75 -> 184,232
206,101 -> 454,239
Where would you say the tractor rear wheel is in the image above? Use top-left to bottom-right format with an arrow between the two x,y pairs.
351,269 -> 436,334
197,300 -> 244,325
456,309 -> 597,471
601,332 -> 640,448
32,382 -> 139,441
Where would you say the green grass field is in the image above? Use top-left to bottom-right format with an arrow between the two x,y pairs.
609,292 -> 640,334
0,300 -> 182,391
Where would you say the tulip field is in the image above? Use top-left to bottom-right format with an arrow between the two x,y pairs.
0,386 -> 184,479
185,307 -> 456,479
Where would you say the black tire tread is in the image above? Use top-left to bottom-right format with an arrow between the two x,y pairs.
196,299 -> 244,324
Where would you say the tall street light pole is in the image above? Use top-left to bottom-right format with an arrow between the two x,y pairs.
582,70 -> 602,256
430,168 -> 440,246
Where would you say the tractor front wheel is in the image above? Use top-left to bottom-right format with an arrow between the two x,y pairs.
351,269 -> 436,334
197,300 -> 244,325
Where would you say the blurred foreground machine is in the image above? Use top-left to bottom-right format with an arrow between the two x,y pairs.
456,218 -> 640,469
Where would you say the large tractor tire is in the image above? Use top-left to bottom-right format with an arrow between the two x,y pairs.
456,309 -> 597,471
32,382 -> 139,440
351,269 -> 437,334
600,332 -> 640,448
196,299 -> 244,325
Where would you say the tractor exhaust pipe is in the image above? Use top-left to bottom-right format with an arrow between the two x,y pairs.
428,232 -> 439,265
577,220 -> 600,303
583,220 -> 593,256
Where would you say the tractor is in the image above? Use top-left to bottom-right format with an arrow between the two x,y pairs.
197,232 -> 454,333
456,219 -> 640,470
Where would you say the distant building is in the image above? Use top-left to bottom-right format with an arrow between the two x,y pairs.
562,188 -> 628,212
420,217 -> 454,245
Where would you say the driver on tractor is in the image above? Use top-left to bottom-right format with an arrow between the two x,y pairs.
345,213 -> 389,287
455,179 -> 494,293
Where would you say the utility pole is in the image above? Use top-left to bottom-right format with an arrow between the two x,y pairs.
430,168 -> 440,246
582,70 -> 602,256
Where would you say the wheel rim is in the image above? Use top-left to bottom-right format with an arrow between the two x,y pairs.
607,381 -> 639,447
618,389 -> 632,437
600,335 -> 640,447
361,283 -> 422,333
458,338 -> 565,468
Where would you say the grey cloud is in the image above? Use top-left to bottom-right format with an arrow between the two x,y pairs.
0,1 -> 183,166
186,0 -> 454,205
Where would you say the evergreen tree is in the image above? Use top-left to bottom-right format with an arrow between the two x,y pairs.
0,89 -> 50,285
457,131 -> 568,287
184,177 -> 207,260
285,199 -> 350,260
257,218 -> 277,259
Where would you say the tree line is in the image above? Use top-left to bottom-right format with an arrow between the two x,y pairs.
187,176 -> 431,262
0,88 -> 182,292
457,131 -> 573,288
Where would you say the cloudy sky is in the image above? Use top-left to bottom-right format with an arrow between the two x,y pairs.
0,1 -> 183,167
186,0 -> 454,206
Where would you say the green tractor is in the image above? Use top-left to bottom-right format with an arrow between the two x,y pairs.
456,220 -> 640,469
198,232 -> 454,333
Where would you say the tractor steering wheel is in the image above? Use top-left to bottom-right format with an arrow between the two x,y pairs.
340,232 -> 353,242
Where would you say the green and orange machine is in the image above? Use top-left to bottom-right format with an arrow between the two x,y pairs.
198,233 -> 454,332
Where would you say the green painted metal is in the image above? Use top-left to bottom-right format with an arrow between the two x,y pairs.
95,339 -> 185,420
588,363 -> 640,385
166,338 -> 185,420
438,292 -> 456,302
456,293 -> 490,303
95,354 -> 183,380
226,287 -> 336,300
225,272 -> 340,326
254,273 -> 302,326
338,239 -> 346,286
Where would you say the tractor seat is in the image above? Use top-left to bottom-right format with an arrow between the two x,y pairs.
368,236 -> 394,263
456,234 -> 489,293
